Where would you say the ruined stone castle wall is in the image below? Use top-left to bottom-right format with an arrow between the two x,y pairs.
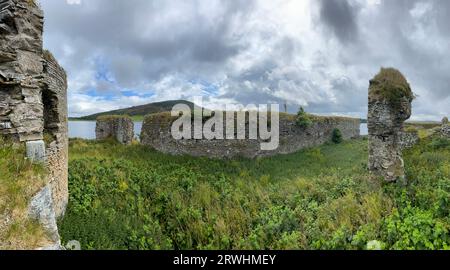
368,68 -> 414,183
0,0 -> 68,247
441,117 -> 450,138
42,52 -> 68,217
399,131 -> 419,150
96,116 -> 134,144
0,0 -> 45,142
140,112 -> 360,159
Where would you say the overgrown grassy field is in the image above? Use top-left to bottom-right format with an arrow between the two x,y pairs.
59,136 -> 450,250
0,138 -> 51,249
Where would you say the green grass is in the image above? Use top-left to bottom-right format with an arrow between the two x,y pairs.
370,68 -> 415,104
404,122 -> 442,139
0,138 -> 51,249
97,115 -> 132,121
405,121 -> 441,129
59,136 -> 450,250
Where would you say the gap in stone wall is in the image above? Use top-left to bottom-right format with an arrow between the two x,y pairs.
42,86 -> 59,141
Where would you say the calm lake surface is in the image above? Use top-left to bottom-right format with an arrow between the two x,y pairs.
69,121 -> 369,139
360,123 -> 368,136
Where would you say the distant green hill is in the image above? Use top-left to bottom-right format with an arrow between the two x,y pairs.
72,100 -> 197,121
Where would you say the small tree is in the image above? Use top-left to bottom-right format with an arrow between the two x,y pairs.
332,128 -> 343,144
296,107 -> 312,128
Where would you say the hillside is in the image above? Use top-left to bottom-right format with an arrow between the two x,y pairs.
73,100 -> 197,121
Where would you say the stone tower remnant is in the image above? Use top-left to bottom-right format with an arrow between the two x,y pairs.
96,115 -> 134,144
0,0 -> 68,247
443,117 -> 449,125
442,117 -> 450,137
368,68 -> 414,182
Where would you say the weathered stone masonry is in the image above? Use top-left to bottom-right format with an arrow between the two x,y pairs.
0,0 -> 68,246
96,115 -> 134,144
442,117 -> 450,138
42,51 -> 68,217
368,68 -> 414,183
140,112 -> 360,159
399,130 -> 419,150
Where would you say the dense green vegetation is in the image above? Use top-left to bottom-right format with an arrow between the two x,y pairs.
59,135 -> 450,250
332,129 -> 343,144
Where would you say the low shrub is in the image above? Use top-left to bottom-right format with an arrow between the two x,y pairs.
296,107 -> 312,128
430,137 -> 450,149
332,129 -> 343,144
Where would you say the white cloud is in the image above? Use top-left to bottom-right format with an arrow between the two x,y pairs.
66,0 -> 81,5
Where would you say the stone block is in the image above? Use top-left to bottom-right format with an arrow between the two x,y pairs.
28,185 -> 60,243
26,139 -> 45,162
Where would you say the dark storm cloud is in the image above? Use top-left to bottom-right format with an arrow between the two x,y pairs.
318,0 -> 359,43
41,0 -> 254,87
365,0 -> 450,102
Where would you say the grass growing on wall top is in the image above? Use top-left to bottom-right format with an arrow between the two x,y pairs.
60,134 -> 450,250
97,115 -> 133,121
0,138 -> 51,249
142,110 -> 360,127
370,68 -> 415,103
43,49 -> 56,62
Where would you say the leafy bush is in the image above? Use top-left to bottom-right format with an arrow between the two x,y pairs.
381,205 -> 449,250
430,137 -> 450,149
296,107 -> 312,128
332,129 -> 343,144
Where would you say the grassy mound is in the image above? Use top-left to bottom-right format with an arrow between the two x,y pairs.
60,135 -> 450,250
370,68 -> 415,104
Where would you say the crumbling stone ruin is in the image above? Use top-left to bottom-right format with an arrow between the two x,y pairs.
399,130 -> 419,150
368,68 -> 414,182
441,117 -> 450,137
140,112 -> 360,159
96,115 -> 134,144
0,0 -> 68,248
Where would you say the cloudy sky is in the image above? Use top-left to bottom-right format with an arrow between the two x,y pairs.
40,0 -> 450,120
